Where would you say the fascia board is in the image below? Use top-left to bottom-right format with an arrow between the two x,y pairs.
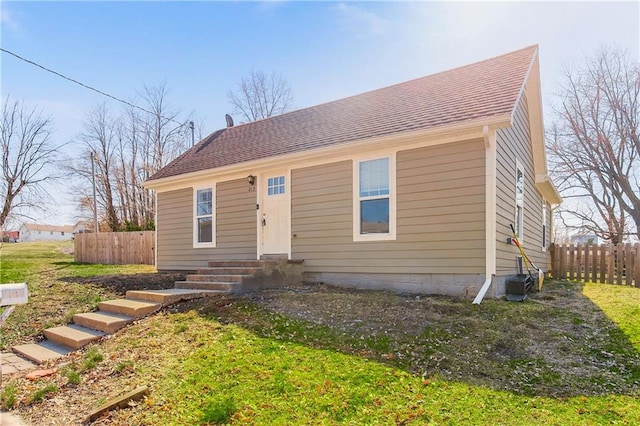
145,115 -> 511,192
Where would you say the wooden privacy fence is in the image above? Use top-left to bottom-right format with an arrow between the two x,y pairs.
74,231 -> 155,265
550,243 -> 640,286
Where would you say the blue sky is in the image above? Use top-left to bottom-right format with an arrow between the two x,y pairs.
1,1 -> 639,226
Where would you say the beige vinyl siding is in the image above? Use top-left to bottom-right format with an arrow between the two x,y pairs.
495,92 -> 547,274
156,178 -> 256,270
291,139 -> 485,275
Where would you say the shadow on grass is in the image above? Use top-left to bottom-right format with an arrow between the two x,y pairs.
173,280 -> 640,398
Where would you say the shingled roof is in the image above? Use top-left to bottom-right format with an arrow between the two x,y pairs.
149,45 -> 538,182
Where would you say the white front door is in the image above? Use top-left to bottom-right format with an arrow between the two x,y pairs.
260,170 -> 290,256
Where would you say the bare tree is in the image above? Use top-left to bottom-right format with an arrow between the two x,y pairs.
74,104 -> 121,231
68,84 -> 193,231
0,98 -> 60,230
549,46 -> 640,243
227,70 -> 294,122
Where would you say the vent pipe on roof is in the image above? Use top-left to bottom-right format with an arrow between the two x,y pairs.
225,114 -> 234,128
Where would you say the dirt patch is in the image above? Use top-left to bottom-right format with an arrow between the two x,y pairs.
230,281 -> 640,397
61,273 -> 184,296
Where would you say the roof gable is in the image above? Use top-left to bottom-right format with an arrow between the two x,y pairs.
149,45 -> 539,182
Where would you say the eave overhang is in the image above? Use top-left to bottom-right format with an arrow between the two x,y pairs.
144,114 -> 511,193
514,48 -> 562,206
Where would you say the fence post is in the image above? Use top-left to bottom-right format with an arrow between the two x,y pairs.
576,243 -> 584,281
560,244 -> 567,280
635,244 -> 640,287
568,244 -> 575,280
592,244 -> 598,283
584,244 -> 591,282
625,243 -> 632,286
615,245 -> 623,285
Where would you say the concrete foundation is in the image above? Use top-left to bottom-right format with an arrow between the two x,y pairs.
239,260 -> 305,291
303,272 -> 487,299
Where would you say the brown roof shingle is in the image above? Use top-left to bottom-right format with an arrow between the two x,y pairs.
149,45 -> 537,181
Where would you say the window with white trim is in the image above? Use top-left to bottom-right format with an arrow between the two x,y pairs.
354,156 -> 396,241
515,161 -> 524,241
194,186 -> 215,247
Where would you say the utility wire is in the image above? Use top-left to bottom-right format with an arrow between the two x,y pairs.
1,47 -> 185,127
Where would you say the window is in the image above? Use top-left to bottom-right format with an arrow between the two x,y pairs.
267,176 -> 285,195
542,203 -> 547,249
515,161 -> 524,240
354,156 -> 395,241
194,186 -> 215,247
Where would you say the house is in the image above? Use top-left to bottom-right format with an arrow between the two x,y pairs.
570,234 -> 599,245
145,45 -> 562,300
18,223 -> 74,242
1,230 -> 19,243
73,221 -> 93,235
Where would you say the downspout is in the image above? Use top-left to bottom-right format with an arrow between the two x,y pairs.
154,191 -> 158,269
473,125 -> 497,304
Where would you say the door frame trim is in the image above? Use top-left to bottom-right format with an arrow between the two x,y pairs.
257,168 -> 292,259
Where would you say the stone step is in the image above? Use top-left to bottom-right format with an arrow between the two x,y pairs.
73,311 -> 133,334
43,325 -> 105,350
207,260 -> 273,268
12,341 -> 72,364
175,281 -> 240,292
197,267 -> 262,275
186,274 -> 247,283
125,289 -> 221,305
99,299 -> 161,318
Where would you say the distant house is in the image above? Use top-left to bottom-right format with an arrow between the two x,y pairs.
570,234 -> 599,245
1,230 -> 19,242
73,221 -> 93,235
145,45 -> 561,299
18,223 -> 74,242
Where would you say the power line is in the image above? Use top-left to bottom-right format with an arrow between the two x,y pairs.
0,47 -> 185,126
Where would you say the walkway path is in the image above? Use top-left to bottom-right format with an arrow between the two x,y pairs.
0,411 -> 27,425
1,351 -> 35,375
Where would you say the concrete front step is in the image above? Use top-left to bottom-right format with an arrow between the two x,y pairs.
175,281 -> 240,292
99,299 -> 161,318
43,325 -> 105,350
73,311 -> 133,334
186,274 -> 247,283
197,267 -> 262,275
125,289 -> 221,305
12,341 -> 71,364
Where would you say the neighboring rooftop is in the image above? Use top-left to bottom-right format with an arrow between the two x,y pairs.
149,45 -> 538,181
20,223 -> 74,233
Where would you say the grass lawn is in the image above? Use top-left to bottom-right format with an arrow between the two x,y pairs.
0,241 -> 155,348
1,241 -> 640,425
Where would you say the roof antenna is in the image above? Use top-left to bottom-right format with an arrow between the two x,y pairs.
225,114 -> 234,128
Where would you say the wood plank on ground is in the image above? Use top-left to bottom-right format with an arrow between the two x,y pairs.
84,385 -> 149,424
